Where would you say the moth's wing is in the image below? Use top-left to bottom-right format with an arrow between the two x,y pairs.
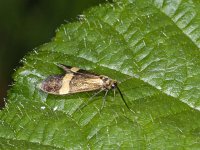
39,74 -> 64,94
68,74 -> 104,94
40,64 -> 103,95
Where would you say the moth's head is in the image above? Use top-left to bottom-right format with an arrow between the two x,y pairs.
101,75 -> 118,90
110,80 -> 117,89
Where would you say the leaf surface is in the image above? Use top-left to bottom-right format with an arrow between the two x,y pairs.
1,0 -> 200,149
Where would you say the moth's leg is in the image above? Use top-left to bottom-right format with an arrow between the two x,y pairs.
113,88 -> 116,101
56,64 -> 72,73
78,89 -> 104,110
100,90 -> 109,110
89,89 -> 104,101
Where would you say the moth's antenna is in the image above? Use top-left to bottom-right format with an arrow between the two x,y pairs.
116,86 -> 131,111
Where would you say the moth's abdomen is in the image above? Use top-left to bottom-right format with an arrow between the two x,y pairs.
40,75 -> 63,94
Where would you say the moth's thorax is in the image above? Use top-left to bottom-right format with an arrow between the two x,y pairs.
100,75 -> 117,90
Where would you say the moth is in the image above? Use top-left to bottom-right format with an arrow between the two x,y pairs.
39,64 -> 130,110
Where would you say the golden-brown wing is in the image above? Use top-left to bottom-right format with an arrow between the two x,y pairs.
68,74 -> 104,94
40,64 -> 105,95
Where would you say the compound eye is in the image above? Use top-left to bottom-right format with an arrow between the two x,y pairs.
111,84 -> 116,89
104,77 -> 109,81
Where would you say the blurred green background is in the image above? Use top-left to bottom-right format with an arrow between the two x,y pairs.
0,0 -> 110,108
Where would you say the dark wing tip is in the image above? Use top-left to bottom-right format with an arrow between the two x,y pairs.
39,75 -> 63,94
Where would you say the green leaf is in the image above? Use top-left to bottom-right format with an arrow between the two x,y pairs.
1,0 -> 200,149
